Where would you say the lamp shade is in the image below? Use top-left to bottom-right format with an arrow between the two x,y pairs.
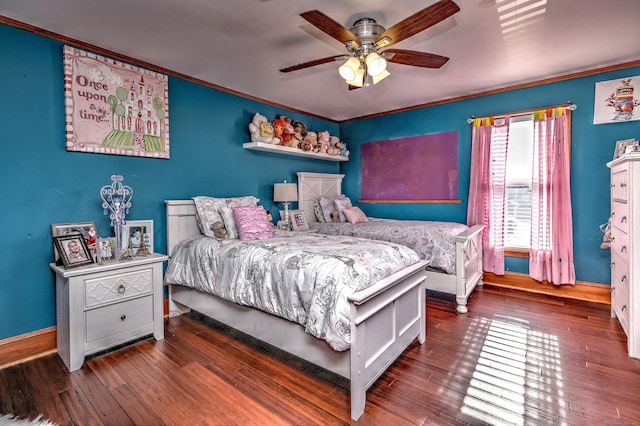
365,52 -> 387,77
346,68 -> 365,87
273,182 -> 298,202
372,69 -> 390,85
338,57 -> 361,81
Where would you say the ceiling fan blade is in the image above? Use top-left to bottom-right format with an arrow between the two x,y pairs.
348,84 -> 362,91
384,49 -> 449,68
279,55 -> 347,73
375,0 -> 460,49
300,10 -> 362,48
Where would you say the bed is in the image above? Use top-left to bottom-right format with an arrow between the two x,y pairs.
164,199 -> 429,420
296,172 -> 484,314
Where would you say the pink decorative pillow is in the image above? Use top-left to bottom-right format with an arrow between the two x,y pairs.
342,207 -> 368,224
233,206 -> 274,241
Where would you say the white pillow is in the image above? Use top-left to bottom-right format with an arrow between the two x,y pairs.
333,197 -> 353,222
319,195 -> 346,223
312,199 -> 325,223
192,196 -> 259,237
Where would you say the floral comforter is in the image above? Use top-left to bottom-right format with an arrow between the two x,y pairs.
309,218 -> 468,274
164,231 -> 420,351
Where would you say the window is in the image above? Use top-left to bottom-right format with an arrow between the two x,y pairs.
504,115 -> 534,250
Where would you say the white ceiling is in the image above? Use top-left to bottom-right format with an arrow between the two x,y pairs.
1,0 -> 639,121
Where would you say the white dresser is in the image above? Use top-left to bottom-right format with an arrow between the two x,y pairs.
50,253 -> 168,371
607,153 -> 640,359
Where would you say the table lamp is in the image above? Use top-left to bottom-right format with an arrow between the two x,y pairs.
273,180 -> 297,228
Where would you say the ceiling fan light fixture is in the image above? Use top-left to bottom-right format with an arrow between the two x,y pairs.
365,52 -> 387,77
371,69 -> 390,85
338,57 -> 360,81
346,68 -> 365,87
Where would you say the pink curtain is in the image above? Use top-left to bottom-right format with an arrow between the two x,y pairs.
529,108 -> 576,284
467,117 -> 510,275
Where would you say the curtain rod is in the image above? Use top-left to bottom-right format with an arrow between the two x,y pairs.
466,102 -> 577,124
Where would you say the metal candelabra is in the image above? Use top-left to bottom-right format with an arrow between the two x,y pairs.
100,175 -> 133,259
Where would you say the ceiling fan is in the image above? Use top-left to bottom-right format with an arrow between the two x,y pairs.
279,0 -> 460,89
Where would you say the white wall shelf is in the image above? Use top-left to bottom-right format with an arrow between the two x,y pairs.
243,142 -> 349,162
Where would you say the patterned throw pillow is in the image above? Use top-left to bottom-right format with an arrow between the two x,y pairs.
333,197 -> 353,222
233,206 -> 273,241
342,206 -> 368,224
319,195 -> 346,223
312,199 -> 325,223
192,196 -> 259,237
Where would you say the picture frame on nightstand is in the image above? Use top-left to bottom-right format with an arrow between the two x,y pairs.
96,237 -> 117,265
51,222 -> 99,264
53,234 -> 94,269
122,220 -> 154,256
290,210 -> 309,231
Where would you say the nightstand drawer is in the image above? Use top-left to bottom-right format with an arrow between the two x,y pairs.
85,295 -> 154,353
85,268 -> 153,308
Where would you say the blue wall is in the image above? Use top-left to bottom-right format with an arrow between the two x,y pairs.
0,24 -> 339,340
2,20 -> 639,342
339,66 -> 640,285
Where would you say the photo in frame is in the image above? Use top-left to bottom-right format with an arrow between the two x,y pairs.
97,237 -> 117,265
289,210 -> 309,231
121,220 -> 153,256
51,222 -> 99,264
53,234 -> 94,269
614,139 -> 638,160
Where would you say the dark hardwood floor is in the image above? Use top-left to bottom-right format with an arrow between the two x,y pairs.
2,285 -> 640,425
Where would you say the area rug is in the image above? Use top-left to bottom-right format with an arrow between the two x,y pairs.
0,414 -> 56,426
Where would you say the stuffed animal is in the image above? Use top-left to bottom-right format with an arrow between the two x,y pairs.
279,115 -> 295,134
210,221 -> 227,239
272,118 -> 293,145
339,141 -> 349,157
316,131 -> 330,154
327,135 -> 341,155
291,119 -> 308,138
248,113 -> 279,144
301,131 -> 317,152
330,211 -> 341,222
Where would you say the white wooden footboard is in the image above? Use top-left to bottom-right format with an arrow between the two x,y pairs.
348,260 -> 427,420
454,224 -> 484,313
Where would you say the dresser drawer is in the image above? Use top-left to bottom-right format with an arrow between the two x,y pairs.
611,200 -> 629,234
611,166 -> 628,202
611,227 -> 630,265
611,278 -> 630,337
85,295 -> 154,353
85,268 -> 153,308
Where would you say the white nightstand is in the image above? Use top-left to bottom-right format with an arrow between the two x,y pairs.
50,253 -> 168,371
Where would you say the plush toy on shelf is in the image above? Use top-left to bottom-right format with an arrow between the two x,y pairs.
316,131 -> 330,154
327,135 -> 341,155
301,131 -> 317,151
339,141 -> 349,157
272,117 -> 293,145
248,112 -> 279,144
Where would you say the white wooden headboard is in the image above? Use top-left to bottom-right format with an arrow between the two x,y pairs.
296,172 -> 344,225
165,200 -> 201,256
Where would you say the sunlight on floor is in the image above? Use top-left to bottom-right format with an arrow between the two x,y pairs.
460,315 -> 566,425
